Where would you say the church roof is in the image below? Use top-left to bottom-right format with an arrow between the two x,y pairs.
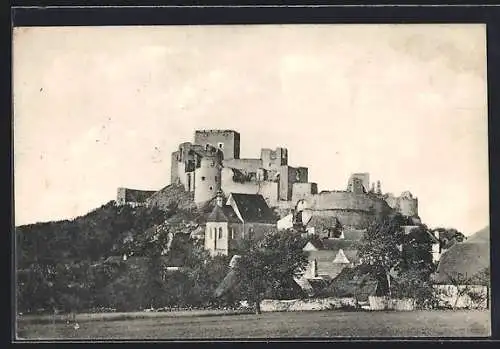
229,193 -> 276,224
206,205 -> 241,223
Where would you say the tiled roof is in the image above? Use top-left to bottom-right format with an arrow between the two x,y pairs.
308,238 -> 359,253
230,193 -> 276,224
319,267 -> 379,301
206,205 -> 241,223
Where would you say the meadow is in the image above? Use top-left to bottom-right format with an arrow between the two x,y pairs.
16,309 -> 490,340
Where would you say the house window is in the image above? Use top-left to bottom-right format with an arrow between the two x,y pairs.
230,228 -> 235,239
218,142 -> 224,149
218,227 -> 223,239
201,176 -> 206,181
209,186 -> 213,190
213,228 -> 217,238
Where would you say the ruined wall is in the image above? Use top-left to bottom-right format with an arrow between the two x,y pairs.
292,182 -> 318,202
347,173 -> 370,192
220,167 -> 279,205
304,191 -> 392,217
170,151 -> 180,184
384,192 -> 419,217
116,187 -> 157,205
309,209 -> 378,229
261,147 -> 288,169
278,166 -> 309,201
399,196 -> 419,217
223,158 -> 263,171
194,130 -> 240,160
384,194 -> 399,210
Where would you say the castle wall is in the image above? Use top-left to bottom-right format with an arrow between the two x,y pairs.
399,197 -> 419,217
384,194 -> 399,210
348,173 -> 370,192
302,191 -> 393,217
170,151 -> 180,184
261,147 -> 288,169
223,158 -> 263,171
292,182 -> 318,202
194,130 -> 240,160
116,187 -> 157,205
309,209 -> 378,229
279,166 -> 309,201
220,168 -> 279,205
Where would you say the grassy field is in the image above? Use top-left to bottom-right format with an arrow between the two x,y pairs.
16,310 -> 490,340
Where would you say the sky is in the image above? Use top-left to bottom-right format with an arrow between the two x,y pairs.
13,24 -> 489,235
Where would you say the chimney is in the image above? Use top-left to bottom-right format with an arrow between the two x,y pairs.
216,190 -> 224,207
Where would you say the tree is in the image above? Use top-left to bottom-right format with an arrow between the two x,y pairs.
358,213 -> 406,296
234,229 -> 309,314
359,215 -> 436,305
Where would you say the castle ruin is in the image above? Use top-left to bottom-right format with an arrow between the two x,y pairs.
117,129 -> 419,229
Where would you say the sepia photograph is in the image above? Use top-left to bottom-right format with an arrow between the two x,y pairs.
13,23 -> 490,339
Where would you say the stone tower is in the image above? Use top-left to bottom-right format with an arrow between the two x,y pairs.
194,153 -> 222,205
194,130 -> 241,160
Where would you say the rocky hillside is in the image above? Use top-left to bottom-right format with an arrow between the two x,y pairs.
146,183 -> 196,211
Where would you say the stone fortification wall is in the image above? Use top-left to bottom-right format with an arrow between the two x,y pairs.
310,209 -> 379,229
292,182 -> 318,202
221,167 -> 279,205
116,188 -> 157,205
194,130 -> 240,160
261,147 -> 288,169
398,196 -> 418,217
222,158 -> 263,172
303,191 -> 393,216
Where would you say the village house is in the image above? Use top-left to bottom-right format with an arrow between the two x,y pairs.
204,191 -> 277,256
302,228 -> 364,280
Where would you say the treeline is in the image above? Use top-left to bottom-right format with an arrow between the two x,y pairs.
15,201 -> 235,314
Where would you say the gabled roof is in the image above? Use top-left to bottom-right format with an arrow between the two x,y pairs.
307,216 -> 340,231
206,205 -> 241,223
306,238 -> 359,252
332,249 -> 351,264
306,216 -> 366,240
228,193 -> 276,224
319,267 -> 380,301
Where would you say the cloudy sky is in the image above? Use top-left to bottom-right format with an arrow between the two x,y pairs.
13,24 -> 488,234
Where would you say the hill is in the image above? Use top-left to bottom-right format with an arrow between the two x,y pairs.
15,201 -> 170,266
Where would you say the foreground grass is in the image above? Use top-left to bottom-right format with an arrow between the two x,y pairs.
17,310 -> 490,339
